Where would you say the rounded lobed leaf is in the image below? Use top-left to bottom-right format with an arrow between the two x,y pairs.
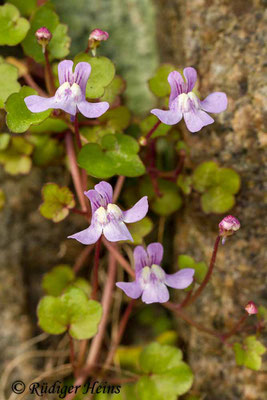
201,186 -> 235,214
39,183 -> 75,223
216,167 -> 241,194
42,265 -> 75,296
127,217 -> 153,244
139,342 -> 183,374
148,64 -> 176,97
0,60 -> 21,109
0,3 -> 30,46
192,161 -> 219,193
100,75 -> 126,104
8,0 -> 37,17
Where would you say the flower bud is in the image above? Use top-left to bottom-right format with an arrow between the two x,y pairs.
35,27 -> 52,53
138,136 -> 147,146
219,215 -> 240,244
245,301 -> 258,315
88,29 -> 109,56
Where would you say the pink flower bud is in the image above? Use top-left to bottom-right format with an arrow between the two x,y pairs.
35,27 -> 52,53
245,301 -> 258,315
219,215 -> 240,244
89,29 -> 109,42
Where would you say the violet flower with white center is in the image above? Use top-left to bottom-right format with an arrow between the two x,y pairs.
24,60 -> 109,119
68,181 -> 148,244
151,67 -> 227,133
116,243 -> 194,304
219,215 -> 240,244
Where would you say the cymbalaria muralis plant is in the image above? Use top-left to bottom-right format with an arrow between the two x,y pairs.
0,2 -> 265,399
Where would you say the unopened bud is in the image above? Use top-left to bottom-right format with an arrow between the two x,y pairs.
35,27 -> 52,53
245,301 -> 258,315
88,29 -> 109,56
219,215 -> 240,244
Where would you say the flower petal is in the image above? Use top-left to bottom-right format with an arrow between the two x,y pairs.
200,92 -> 228,113
58,60 -> 74,85
24,95 -> 55,113
122,196 -> 148,223
68,222 -> 102,245
147,242 -> 163,266
168,71 -> 185,105
94,181 -> 113,204
74,62 -> 91,95
141,282 -> 169,304
84,189 -> 102,214
183,67 -> 197,92
134,245 -> 148,275
165,268 -> 194,289
183,109 -> 214,133
103,220 -> 133,242
116,281 -> 142,299
151,108 -> 182,126
77,100 -> 109,118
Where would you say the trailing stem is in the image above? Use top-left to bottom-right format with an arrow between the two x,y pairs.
44,48 -> 56,95
91,238 -> 102,300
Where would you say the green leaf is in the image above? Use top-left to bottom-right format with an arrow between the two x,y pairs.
0,61 -> 20,108
42,265 -> 75,296
78,133 -> 145,179
192,161 -> 219,192
101,75 -> 126,104
201,186 -> 235,214
127,217 -> 153,245
39,183 -> 75,223
138,343 -> 193,398
136,376 -> 160,400
148,64 -> 176,97
0,136 -> 33,175
29,135 -> 63,166
140,179 -> 182,216
140,115 -> 171,139
178,255 -> 195,269
99,106 -> 131,131
178,255 -> 207,284
140,342 -> 182,374
0,3 -> 29,46
244,336 -> 266,355
0,189 -> 5,211
74,53 -> 115,98
29,117 -> 68,133
233,337 -> 266,371
177,174 -> 192,195
8,0 -> 37,16
0,133 -> 10,150
216,168 -> 241,194
257,305 -> 267,322
5,86 -> 51,133
22,5 -> 70,63
37,287 -> 102,339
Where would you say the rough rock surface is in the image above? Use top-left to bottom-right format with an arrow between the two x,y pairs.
155,0 -> 267,399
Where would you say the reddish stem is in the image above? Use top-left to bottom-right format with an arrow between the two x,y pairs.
24,73 -> 48,97
70,207 -> 88,216
73,245 -> 93,274
113,176 -> 125,203
65,132 -> 88,213
44,48 -> 56,95
221,314 -> 248,341
102,239 -> 135,278
186,235 -> 221,307
103,299 -> 135,371
145,120 -> 161,141
91,238 -> 102,300
74,115 -> 83,150
178,286 -> 194,309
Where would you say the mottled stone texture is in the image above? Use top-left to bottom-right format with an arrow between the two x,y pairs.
155,0 -> 266,399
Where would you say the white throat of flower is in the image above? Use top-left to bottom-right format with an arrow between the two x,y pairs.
55,82 -> 83,103
178,91 -> 199,113
140,264 -> 166,289
94,203 -> 123,226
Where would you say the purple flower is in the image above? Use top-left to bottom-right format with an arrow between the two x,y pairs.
151,67 -> 227,133
116,243 -> 194,304
68,181 -> 148,244
89,29 -> 109,42
24,60 -> 109,118
219,215 -> 240,244
245,301 -> 258,315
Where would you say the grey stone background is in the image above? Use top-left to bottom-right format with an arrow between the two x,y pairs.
0,0 -> 266,399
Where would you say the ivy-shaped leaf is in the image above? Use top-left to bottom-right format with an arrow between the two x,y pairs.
0,3 -> 30,46
99,106 -> 131,131
0,136 -> 33,175
148,64 -> 176,97
5,86 -> 51,133
192,161 -> 241,214
127,217 -> 153,245
0,60 -> 20,108
74,53 -> 115,98
233,336 -> 266,371
39,183 -> 75,223
29,117 -> 68,134
8,0 -> 37,17
37,287 -> 102,339
100,75 -> 126,104
137,342 -> 193,398
78,133 -> 145,179
22,4 -> 70,63
42,265 -> 91,297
